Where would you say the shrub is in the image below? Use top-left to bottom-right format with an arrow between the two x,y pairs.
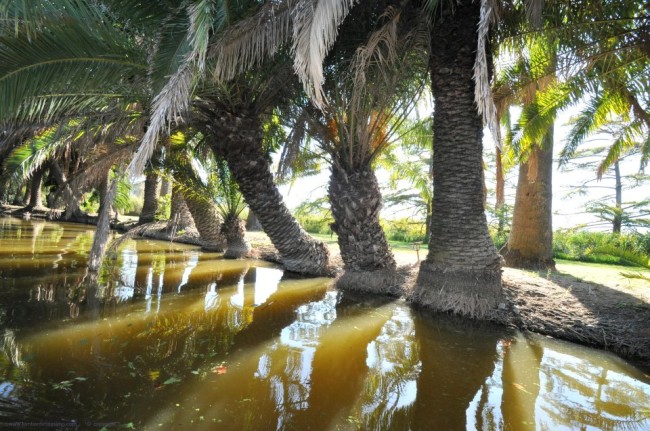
553,229 -> 650,268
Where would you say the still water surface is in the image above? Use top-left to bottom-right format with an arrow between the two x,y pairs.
0,217 -> 648,430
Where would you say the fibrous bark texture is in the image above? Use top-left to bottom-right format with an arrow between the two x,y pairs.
50,160 -> 84,220
167,184 -> 195,234
25,168 -> 45,211
501,138 -> 555,270
139,171 -> 160,225
412,1 -> 502,319
328,164 -> 398,294
221,215 -> 251,259
211,111 -> 331,276
184,195 -> 226,251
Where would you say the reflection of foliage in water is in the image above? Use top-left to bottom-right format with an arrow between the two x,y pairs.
351,306 -> 420,429
253,291 -> 339,429
539,349 -> 650,431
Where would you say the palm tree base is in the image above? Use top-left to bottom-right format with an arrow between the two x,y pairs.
335,269 -> 402,296
411,262 -> 503,319
501,247 -> 556,270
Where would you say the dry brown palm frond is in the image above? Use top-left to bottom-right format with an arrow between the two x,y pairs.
211,1 -> 293,82
292,0 -> 359,109
474,0 -> 502,146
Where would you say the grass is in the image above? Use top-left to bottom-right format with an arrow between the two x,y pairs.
555,259 -> 650,293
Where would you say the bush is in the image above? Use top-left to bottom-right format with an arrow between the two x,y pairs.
553,229 -> 650,268
381,219 -> 426,243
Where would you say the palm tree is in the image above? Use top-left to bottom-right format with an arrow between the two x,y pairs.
410,0 -> 503,318
192,69 -> 332,275
290,4 -> 427,293
496,38 -> 558,270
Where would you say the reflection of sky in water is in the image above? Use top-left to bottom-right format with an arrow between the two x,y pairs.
466,336 -> 650,431
119,248 -> 138,289
178,252 -> 199,292
256,291 -> 339,430
359,306 -> 419,421
254,268 -> 283,305
204,282 -> 218,311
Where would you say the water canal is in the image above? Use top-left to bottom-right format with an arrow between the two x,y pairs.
0,217 -> 648,430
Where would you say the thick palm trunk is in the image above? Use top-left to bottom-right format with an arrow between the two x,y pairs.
501,134 -> 555,269
328,164 -> 398,294
138,172 -> 160,224
50,160 -> 84,220
167,184 -> 195,233
184,195 -> 226,251
211,112 -> 330,276
25,168 -> 45,210
413,1 -> 502,319
221,215 -> 251,258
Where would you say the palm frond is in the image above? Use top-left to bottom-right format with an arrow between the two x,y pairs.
0,19 -> 147,124
474,0 -> 501,145
292,0 -> 358,109
211,1 -> 292,82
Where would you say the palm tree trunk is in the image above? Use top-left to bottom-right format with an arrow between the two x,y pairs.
167,184 -> 195,233
613,160 -> 622,234
221,215 -> 251,258
160,179 -> 171,198
25,168 -> 45,210
211,112 -> 331,276
328,164 -> 398,294
501,134 -> 555,269
138,171 -> 160,224
50,160 -> 84,220
184,195 -> 226,251
413,1 -> 502,319
495,147 -> 506,234
88,177 -> 118,273
20,181 -> 31,206
245,209 -> 263,231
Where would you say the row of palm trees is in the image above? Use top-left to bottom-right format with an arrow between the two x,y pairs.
0,0 -> 648,319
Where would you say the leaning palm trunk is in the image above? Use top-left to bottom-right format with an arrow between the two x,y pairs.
501,136 -> 555,269
329,164 -> 398,294
184,195 -> 226,251
211,112 -> 331,276
221,214 -> 251,258
412,1 -> 502,319
138,171 -> 160,224
88,177 -> 118,273
167,184 -> 195,234
50,160 -> 84,220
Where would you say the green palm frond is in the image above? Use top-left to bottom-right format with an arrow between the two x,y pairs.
0,18 -> 147,124
2,126 -> 66,180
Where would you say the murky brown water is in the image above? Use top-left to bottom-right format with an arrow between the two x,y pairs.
0,217 -> 648,430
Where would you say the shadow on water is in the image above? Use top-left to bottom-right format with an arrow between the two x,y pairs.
0,218 -> 649,430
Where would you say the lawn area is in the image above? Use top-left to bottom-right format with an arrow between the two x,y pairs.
555,259 -> 650,296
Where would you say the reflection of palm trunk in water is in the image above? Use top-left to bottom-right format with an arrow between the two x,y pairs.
412,313 -> 500,430
292,300 -> 393,430
501,337 -> 543,431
